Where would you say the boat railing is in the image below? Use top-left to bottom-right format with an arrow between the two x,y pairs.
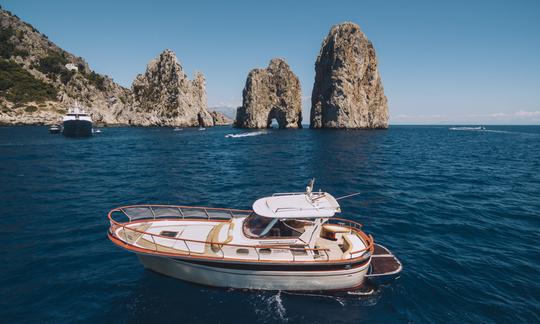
271,192 -> 306,196
327,218 -> 375,257
108,205 -> 372,262
111,204 -> 252,222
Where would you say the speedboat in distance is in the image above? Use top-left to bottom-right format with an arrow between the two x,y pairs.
107,181 -> 401,291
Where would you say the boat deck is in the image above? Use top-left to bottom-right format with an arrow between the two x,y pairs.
115,219 -> 369,262
109,205 -> 374,263
366,244 -> 402,281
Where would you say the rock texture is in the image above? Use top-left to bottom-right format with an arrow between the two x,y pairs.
0,8 -> 215,127
235,58 -> 302,129
310,22 -> 388,129
210,110 -> 233,125
0,8 -> 131,125
131,50 -> 213,127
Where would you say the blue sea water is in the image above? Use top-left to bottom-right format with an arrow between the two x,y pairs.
0,125 -> 539,323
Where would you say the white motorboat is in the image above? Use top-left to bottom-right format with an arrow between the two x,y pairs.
49,124 -> 61,134
62,103 -> 92,137
107,181 -> 401,291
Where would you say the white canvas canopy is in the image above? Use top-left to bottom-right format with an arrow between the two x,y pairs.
252,192 -> 341,219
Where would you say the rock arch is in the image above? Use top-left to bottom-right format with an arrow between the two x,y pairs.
235,58 -> 302,129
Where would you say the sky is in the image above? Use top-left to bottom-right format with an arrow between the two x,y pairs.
2,0 -> 540,124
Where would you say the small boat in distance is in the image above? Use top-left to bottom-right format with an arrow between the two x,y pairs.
62,103 -> 92,137
174,127 -> 183,132
49,124 -> 61,134
107,180 -> 401,291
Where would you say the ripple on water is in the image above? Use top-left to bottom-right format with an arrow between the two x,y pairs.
0,125 -> 539,322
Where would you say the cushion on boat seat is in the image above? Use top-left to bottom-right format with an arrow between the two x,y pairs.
321,224 -> 350,241
209,221 -> 235,252
342,233 -> 365,259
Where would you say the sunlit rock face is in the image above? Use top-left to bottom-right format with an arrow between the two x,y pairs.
131,49 -> 214,127
310,22 -> 388,129
210,110 -> 233,125
235,58 -> 302,129
0,8 -> 132,125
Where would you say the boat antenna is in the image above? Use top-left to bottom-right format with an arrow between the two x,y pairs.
335,192 -> 362,201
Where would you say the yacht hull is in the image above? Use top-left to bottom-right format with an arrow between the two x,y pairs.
62,120 -> 92,137
137,254 -> 370,291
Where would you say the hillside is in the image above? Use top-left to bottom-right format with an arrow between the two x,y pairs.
0,7 -> 133,125
0,7 -> 231,126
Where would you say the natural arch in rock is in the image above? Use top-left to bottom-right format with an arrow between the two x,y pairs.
235,58 -> 302,129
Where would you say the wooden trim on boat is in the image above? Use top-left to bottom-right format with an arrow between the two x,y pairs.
108,204 -> 374,264
108,231 -> 371,266
171,256 -> 371,272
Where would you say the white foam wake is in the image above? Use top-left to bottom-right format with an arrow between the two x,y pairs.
225,130 -> 270,138
449,126 -> 485,131
448,127 -> 534,135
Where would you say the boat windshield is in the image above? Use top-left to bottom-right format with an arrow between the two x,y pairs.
243,213 -> 311,238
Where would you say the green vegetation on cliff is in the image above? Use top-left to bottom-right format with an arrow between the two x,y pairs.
86,71 -> 106,90
0,59 -> 57,103
0,25 -> 16,59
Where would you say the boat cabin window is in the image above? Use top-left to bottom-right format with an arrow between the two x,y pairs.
243,214 -> 312,239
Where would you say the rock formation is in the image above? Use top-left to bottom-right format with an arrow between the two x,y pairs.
210,110 -> 233,125
0,7 -> 131,125
131,49 -> 213,127
310,22 -> 388,129
0,8 -> 215,127
235,58 -> 302,129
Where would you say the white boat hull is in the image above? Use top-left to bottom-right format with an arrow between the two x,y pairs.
138,254 -> 370,291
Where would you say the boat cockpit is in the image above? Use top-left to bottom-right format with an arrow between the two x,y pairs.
242,213 -> 311,239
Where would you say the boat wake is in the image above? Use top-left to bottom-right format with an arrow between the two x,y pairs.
225,130 -> 270,138
448,127 -> 536,135
253,291 -> 288,322
449,126 -> 486,131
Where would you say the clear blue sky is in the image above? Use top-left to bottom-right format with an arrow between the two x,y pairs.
2,0 -> 540,124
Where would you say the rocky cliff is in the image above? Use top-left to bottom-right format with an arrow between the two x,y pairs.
0,8 -> 216,127
235,58 -> 302,129
310,22 -> 388,129
130,49 -> 213,127
0,7 -> 132,125
210,110 -> 233,125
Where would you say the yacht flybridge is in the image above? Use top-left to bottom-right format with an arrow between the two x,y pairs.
107,181 -> 401,291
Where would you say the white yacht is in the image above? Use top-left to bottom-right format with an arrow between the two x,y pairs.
62,103 -> 92,137
107,181 -> 401,291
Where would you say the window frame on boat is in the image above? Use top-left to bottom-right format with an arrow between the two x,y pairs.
242,213 -> 313,239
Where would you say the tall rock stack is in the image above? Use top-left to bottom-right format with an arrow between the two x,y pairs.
131,49 -> 214,127
235,58 -> 302,129
310,22 -> 389,129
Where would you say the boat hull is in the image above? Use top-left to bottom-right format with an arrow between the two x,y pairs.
137,254 -> 370,291
62,120 -> 92,137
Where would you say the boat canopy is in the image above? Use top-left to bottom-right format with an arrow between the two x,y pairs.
252,192 -> 341,219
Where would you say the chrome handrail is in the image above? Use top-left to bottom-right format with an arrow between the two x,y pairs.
108,204 -> 373,262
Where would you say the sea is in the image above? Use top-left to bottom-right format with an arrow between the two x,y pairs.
1,125 -> 539,323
